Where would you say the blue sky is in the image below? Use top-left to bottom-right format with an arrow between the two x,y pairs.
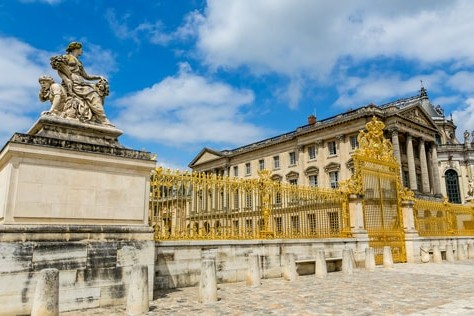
1,1 -> 474,169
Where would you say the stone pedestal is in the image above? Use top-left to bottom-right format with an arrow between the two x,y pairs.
0,116 -> 156,314
1,117 -> 154,225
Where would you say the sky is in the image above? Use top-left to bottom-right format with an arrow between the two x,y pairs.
1,0 -> 474,170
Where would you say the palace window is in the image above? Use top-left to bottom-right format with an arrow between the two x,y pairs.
329,171 -> 339,188
307,214 -> 317,234
350,135 -> 359,151
245,162 -> 251,175
233,191 -> 239,209
275,191 -> 282,205
328,141 -> 337,156
275,217 -> 283,234
259,159 -> 265,171
445,169 -> 461,204
273,155 -> 280,169
245,191 -> 253,208
328,212 -> 340,233
289,179 -> 298,186
289,152 -> 296,166
309,175 -> 318,187
291,215 -> 300,233
308,145 -> 316,160
233,166 -> 238,177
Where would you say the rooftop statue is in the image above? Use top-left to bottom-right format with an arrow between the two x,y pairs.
39,41 -> 112,126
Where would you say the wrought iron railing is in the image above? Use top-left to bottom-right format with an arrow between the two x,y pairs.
414,198 -> 474,236
150,167 -> 349,240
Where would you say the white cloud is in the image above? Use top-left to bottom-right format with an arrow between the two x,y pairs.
0,36 -> 51,143
452,98 -> 474,140
113,63 -> 268,147
334,71 -> 446,108
105,9 -> 201,46
189,0 -> 474,107
196,1 -> 472,74
446,71 -> 474,94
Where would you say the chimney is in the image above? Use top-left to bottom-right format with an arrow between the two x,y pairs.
307,114 -> 317,125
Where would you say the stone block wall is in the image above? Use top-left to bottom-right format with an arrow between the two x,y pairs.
0,225 -> 154,315
154,238 -> 368,292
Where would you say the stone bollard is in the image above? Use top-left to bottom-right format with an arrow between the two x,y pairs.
432,245 -> 442,263
246,253 -> 261,287
199,252 -> 217,303
468,243 -> 474,259
457,242 -> 467,261
446,243 -> 455,262
283,253 -> 297,281
342,248 -> 354,275
126,265 -> 149,316
365,247 -> 376,271
31,268 -> 59,316
383,246 -> 394,268
420,245 -> 430,263
314,249 -> 327,279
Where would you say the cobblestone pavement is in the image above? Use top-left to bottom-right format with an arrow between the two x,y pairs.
63,260 -> 474,315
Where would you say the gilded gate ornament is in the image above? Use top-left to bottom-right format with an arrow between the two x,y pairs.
355,116 -> 394,163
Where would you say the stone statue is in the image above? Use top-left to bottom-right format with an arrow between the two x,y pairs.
468,179 -> 474,197
464,130 -> 470,144
38,75 -> 67,116
39,41 -> 112,125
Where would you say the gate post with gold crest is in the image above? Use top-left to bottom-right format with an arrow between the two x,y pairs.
339,116 -> 414,264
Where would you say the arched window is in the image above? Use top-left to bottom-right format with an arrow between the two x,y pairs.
445,169 -> 461,204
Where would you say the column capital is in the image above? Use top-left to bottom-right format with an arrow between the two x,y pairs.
406,134 -> 413,141
388,127 -> 399,135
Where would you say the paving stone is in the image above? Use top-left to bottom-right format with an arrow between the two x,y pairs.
62,260 -> 474,315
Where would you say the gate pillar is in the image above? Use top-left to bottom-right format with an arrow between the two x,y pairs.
348,194 -> 367,236
401,200 -> 420,263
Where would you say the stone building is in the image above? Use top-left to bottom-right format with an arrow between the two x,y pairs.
189,88 -> 474,204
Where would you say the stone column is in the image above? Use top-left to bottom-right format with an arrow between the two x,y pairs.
246,253 -> 261,287
126,265 -> 149,315
430,145 -> 442,196
365,247 -> 376,271
297,145 -> 305,185
315,249 -> 327,279
406,135 -> 418,191
342,248 -> 354,275
283,253 -> 297,281
391,129 -> 403,179
199,251 -> 217,303
31,268 -> 59,316
383,246 -> 394,268
418,139 -> 430,193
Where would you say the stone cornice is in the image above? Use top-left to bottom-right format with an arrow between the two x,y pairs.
7,133 -> 154,161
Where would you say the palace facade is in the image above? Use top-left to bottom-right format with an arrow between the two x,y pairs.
189,88 -> 474,204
